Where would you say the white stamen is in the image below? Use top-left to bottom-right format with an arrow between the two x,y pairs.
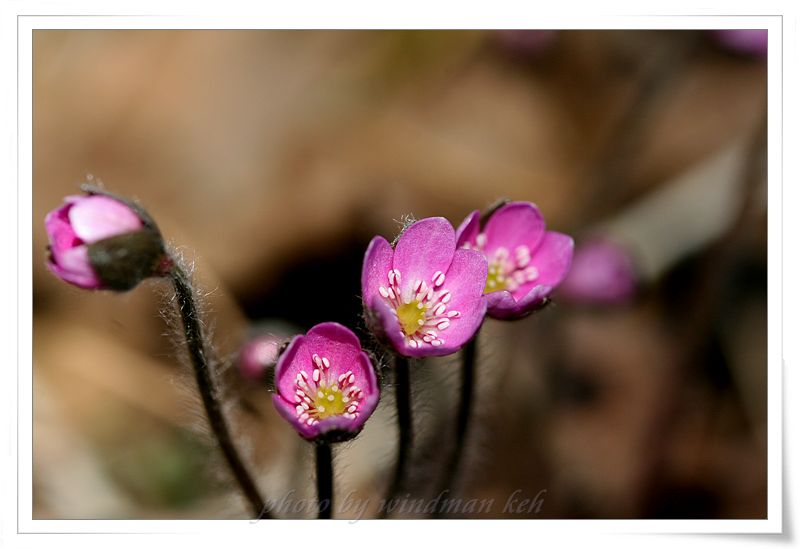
312,369 -> 320,382
476,233 -> 487,248
437,320 -> 450,330
322,357 -> 330,369
379,286 -> 390,298
448,310 -> 461,318
434,303 -> 446,316
432,271 -> 445,287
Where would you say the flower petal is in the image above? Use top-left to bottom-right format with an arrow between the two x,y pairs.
46,245 -> 101,289
431,248 -> 488,353
528,231 -> 574,287
487,231 -> 573,318
455,210 -> 480,248
392,217 -> 455,293
272,394 -> 319,439
273,333 -> 308,402
69,195 -> 143,244
361,235 -> 393,308
482,202 -> 545,255
303,322 -> 365,378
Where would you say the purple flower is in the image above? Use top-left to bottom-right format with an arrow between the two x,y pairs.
272,323 -> 379,441
710,30 -> 768,57
362,218 -> 488,357
558,238 -> 638,305
456,202 -> 573,320
237,334 -> 282,381
45,193 -> 167,291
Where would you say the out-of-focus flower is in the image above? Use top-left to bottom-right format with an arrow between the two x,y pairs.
558,238 -> 638,305
710,30 -> 768,57
494,30 -> 559,57
237,334 -> 282,381
272,322 -> 379,442
45,193 -> 167,291
362,218 -> 488,357
456,202 -> 573,320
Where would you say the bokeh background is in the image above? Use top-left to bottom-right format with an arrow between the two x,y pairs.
32,30 -> 767,519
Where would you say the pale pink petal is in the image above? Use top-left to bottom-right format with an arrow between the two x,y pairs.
69,195 -> 143,244
46,245 -> 101,289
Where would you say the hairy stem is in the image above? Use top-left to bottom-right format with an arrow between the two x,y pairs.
316,443 -> 334,519
380,355 -> 412,518
170,262 -> 270,519
433,334 -> 477,517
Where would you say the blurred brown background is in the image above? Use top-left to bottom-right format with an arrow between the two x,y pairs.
32,30 -> 767,519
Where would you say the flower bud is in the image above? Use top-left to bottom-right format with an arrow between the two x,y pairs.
45,192 -> 169,291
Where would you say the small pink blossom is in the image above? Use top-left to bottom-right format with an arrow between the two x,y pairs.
456,202 -> 573,320
710,30 -> 768,57
45,194 -> 153,290
237,334 -> 282,381
272,323 -> 379,441
362,217 -> 488,357
558,238 -> 638,305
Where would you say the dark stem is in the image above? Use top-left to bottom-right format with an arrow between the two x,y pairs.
433,334 -> 478,518
379,354 -> 412,518
316,443 -> 334,519
169,263 -> 270,519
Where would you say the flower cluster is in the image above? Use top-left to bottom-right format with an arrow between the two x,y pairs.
45,191 -> 573,443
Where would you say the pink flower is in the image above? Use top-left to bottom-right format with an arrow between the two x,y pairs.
456,202 -> 573,320
558,238 -> 638,305
45,193 -> 166,290
710,30 -> 768,57
361,218 -> 488,357
237,334 -> 282,381
272,323 -> 379,441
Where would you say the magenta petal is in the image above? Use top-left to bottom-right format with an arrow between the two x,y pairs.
371,298 -> 419,357
45,203 -> 81,254
361,236 -> 393,307
69,195 -> 143,244
304,322 -> 365,377
455,210 -> 481,248
483,202 -> 545,255
273,394 -> 318,439
529,231 -> 574,287
46,245 -> 101,289
273,334 -> 308,402
392,217 -> 456,289
433,248 -> 488,352
485,290 -> 517,312
488,285 -> 551,319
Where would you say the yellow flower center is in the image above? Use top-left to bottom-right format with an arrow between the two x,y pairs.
484,262 -> 507,294
397,300 -> 425,336
312,384 -> 348,419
